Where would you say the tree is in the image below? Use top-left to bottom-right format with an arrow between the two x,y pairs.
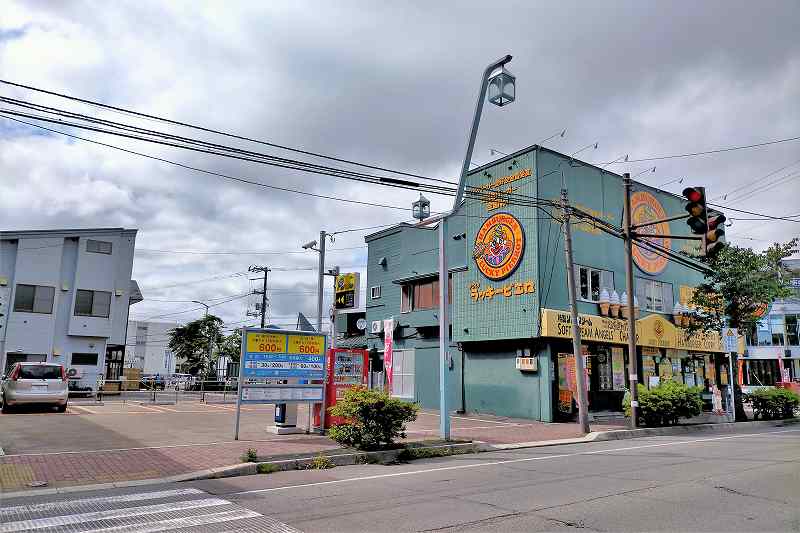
168,314 -> 224,377
688,239 -> 798,421
217,329 -> 242,363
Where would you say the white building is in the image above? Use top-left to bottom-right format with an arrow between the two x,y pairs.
125,320 -> 177,376
0,228 -> 141,390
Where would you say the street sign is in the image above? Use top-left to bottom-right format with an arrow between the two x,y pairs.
334,272 -> 359,309
722,327 -> 738,353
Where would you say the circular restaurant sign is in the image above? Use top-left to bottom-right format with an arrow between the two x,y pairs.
631,191 -> 671,275
473,212 -> 525,281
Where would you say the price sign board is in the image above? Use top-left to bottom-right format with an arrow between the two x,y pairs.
241,330 -> 325,379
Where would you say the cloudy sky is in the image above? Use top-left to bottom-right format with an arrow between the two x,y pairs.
1,1 -> 798,332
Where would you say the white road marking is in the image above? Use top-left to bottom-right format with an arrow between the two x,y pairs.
84,509 -> 264,533
69,405 -> 98,414
0,488 -> 204,518
0,498 -> 231,532
235,428 -> 800,495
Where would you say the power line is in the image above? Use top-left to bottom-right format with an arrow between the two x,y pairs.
711,157 -> 800,202
707,203 -> 800,224
602,135 -> 800,164
0,79 -> 456,185
137,245 -> 366,255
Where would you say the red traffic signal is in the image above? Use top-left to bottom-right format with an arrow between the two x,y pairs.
682,187 -> 707,235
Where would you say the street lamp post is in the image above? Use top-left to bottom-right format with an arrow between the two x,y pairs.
436,55 -> 515,441
192,300 -> 212,402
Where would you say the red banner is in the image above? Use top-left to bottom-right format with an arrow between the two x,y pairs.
384,318 -> 394,393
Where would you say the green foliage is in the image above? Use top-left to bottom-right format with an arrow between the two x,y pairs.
623,381 -> 703,427
241,448 -> 258,463
396,445 -> 473,462
257,462 -> 279,474
688,239 -> 798,334
305,453 -> 336,470
217,329 -> 242,363
743,388 -> 800,420
327,386 -> 419,450
168,314 -> 225,376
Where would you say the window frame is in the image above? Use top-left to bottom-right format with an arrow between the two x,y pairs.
370,285 -> 382,299
74,289 -> 112,318
86,239 -> 113,254
576,265 -> 614,303
636,277 -> 674,314
13,284 -> 55,314
400,278 -> 439,313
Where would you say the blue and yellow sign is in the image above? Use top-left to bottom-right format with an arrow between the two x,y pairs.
242,329 -> 325,379
473,212 -> 525,281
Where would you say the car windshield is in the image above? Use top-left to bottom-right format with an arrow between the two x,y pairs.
19,365 -> 62,380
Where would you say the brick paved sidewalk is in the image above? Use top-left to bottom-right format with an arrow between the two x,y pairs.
0,403 -> 624,493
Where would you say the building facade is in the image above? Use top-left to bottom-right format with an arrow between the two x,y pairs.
125,320 -> 177,376
366,145 -> 744,421
0,228 -> 141,391
742,260 -> 800,388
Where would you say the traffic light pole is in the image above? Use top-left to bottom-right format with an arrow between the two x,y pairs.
622,173 -> 640,429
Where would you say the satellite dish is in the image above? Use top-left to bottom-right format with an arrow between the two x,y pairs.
356,318 -> 367,331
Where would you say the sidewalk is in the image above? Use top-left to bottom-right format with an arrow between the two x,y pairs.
0,403 -> 623,493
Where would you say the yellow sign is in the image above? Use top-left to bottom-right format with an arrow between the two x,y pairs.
630,191 -> 671,275
473,213 -> 525,281
472,168 -> 532,210
288,334 -> 325,355
469,280 -> 534,302
539,309 -> 745,353
246,332 -> 287,354
335,273 -> 357,294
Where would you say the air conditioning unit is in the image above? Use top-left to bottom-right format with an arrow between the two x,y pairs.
515,357 -> 538,372
370,320 -> 384,334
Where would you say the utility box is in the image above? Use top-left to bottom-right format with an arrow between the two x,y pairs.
315,348 -> 368,429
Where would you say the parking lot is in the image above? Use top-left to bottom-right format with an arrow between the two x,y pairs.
0,399 -> 623,492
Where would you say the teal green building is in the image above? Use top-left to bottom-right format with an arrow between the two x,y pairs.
365,145 -> 740,421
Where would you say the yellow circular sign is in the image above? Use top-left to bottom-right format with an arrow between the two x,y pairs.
631,191 -> 672,275
473,213 -> 525,281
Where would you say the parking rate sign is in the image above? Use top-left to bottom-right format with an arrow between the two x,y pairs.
242,330 -> 325,379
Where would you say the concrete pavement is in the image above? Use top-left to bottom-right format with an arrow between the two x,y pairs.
2,426 -> 798,531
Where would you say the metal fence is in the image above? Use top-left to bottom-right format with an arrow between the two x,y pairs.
68,378 -> 240,404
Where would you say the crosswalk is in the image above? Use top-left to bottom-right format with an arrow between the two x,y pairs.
0,487 -> 301,532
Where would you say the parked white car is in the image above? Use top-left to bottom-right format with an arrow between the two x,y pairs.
1,362 -> 69,413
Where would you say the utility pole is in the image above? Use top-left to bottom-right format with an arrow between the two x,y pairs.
317,231 -> 326,332
248,266 -> 270,328
622,172 -> 640,429
560,175 -> 590,434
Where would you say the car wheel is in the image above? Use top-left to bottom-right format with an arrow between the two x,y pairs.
56,403 -> 67,413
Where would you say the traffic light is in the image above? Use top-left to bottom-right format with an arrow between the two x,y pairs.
683,186 -> 726,257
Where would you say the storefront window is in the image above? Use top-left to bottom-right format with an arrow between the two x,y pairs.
745,359 -> 780,386
770,315 -> 785,346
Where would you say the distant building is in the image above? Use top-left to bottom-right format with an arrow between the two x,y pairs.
0,228 -> 141,391
125,320 -> 177,376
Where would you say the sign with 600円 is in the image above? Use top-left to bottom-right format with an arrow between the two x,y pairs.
472,212 -> 525,281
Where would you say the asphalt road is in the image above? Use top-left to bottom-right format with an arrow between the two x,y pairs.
2,427 -> 799,532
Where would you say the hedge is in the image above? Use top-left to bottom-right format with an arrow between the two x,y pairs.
743,387 -> 800,420
327,387 -> 419,450
624,381 -> 703,427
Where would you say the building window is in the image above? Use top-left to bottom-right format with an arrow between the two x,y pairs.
371,285 -> 382,299
401,279 -> 439,312
745,359 -> 780,386
391,349 -> 415,399
86,239 -> 113,254
13,284 -> 55,314
635,278 -> 674,313
75,289 -> 112,318
769,315 -> 785,346
71,353 -> 99,366
575,265 -> 614,302
136,325 -> 148,345
786,314 -> 799,346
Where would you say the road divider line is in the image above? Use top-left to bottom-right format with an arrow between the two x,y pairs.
235,428 -> 800,496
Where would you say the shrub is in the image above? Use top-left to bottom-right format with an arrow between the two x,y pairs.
241,448 -> 258,463
327,386 -> 419,450
305,453 -> 336,470
623,381 -> 703,427
744,388 -> 800,420
257,462 -> 279,474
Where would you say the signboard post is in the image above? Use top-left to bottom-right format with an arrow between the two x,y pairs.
234,328 -> 327,440
722,328 -> 738,421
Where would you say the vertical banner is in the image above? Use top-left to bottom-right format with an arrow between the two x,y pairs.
611,347 -> 625,391
383,318 -> 394,393
738,359 -> 745,386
